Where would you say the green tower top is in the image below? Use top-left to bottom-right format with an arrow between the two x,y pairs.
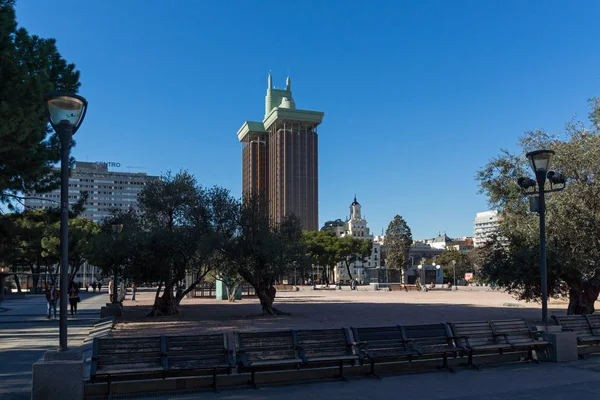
237,74 -> 324,142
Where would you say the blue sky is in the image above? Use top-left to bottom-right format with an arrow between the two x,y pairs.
15,0 -> 600,239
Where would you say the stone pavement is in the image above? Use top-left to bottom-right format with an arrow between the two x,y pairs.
0,292 -> 108,400
139,356 -> 600,400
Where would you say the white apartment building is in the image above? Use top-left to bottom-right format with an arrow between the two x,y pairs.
473,210 -> 500,247
24,161 -> 158,223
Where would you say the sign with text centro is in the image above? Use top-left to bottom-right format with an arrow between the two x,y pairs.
464,273 -> 473,281
96,161 -> 121,168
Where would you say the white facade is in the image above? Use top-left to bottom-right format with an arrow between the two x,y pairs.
473,210 -> 500,247
24,161 -> 158,223
322,197 -> 381,283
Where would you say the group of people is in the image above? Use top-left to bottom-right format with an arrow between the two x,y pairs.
45,281 -> 139,319
44,281 -> 81,319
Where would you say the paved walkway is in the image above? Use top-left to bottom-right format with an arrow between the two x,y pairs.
0,292 -> 107,400
143,356 -> 600,400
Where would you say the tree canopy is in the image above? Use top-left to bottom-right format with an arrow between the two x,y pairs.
477,97 -> 600,314
385,215 -> 413,283
0,0 -> 81,209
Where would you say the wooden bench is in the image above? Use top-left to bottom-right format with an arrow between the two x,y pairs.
552,315 -> 600,346
400,323 -> 459,371
489,319 -> 549,361
235,330 -> 303,386
585,314 -> 600,336
296,328 -> 360,379
91,336 -> 166,387
403,284 -> 421,292
91,334 -> 236,393
448,321 -> 513,367
351,325 -> 417,375
164,333 -> 235,390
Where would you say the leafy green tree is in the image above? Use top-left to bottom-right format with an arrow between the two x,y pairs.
302,230 -> 343,283
137,171 -> 207,316
337,236 -> 372,281
0,210 -> 58,292
42,217 -> 100,282
0,0 -> 81,209
85,212 -> 143,301
229,194 -> 306,315
436,250 -> 473,284
385,215 -> 413,283
477,98 -> 600,314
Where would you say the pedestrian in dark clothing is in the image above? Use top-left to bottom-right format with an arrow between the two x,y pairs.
68,281 -> 80,316
45,284 -> 59,319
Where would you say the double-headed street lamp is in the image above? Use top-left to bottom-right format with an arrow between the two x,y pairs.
517,149 -> 566,325
44,92 -> 88,351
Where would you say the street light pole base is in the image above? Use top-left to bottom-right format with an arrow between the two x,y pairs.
32,350 -> 83,400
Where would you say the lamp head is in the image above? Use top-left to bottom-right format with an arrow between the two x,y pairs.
547,171 -> 566,185
517,177 -> 537,189
417,264 -> 422,270
44,92 -> 88,134
525,149 -> 555,174
436,265 -> 441,270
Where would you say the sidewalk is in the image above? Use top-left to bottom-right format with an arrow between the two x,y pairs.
0,293 -> 108,400
143,356 -> 600,400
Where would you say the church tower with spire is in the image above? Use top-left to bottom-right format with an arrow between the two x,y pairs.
237,75 -> 324,230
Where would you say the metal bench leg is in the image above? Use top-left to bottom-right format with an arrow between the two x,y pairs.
212,369 -> 220,393
442,352 -> 455,373
107,377 -> 113,400
467,351 -> 480,370
251,368 -> 258,389
338,360 -> 348,382
369,359 -> 381,380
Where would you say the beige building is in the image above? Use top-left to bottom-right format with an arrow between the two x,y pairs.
24,161 -> 158,222
321,197 -> 381,284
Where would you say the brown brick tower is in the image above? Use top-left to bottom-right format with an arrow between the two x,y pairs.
237,75 -> 324,231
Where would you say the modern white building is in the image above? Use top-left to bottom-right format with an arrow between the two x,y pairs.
24,161 -> 158,223
473,210 -> 500,247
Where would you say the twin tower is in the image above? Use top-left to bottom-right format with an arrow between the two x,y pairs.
236,75 -> 324,231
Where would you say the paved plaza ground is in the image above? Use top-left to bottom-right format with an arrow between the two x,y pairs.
111,286 -> 573,337
1,287 -> 596,400
0,292 -> 108,400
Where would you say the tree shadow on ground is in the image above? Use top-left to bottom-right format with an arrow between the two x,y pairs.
113,295 -> 570,337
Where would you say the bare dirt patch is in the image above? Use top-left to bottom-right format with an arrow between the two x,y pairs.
111,286 -> 571,338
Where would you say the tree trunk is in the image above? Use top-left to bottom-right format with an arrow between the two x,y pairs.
13,274 -> 22,293
567,284 -> 600,315
255,284 -> 288,316
227,280 -> 243,302
147,282 -> 179,317
345,261 -> 354,282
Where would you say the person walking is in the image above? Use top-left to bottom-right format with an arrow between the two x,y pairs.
68,281 -> 80,316
45,283 -> 59,319
108,281 -> 113,302
131,282 -> 137,301
91,281 -> 97,292
97,282 -> 102,292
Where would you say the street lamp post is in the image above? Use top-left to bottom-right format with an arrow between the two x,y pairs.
452,260 -> 457,290
417,264 -> 423,285
44,92 -> 87,351
518,149 -> 566,325
111,223 -> 123,304
435,264 -> 441,286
